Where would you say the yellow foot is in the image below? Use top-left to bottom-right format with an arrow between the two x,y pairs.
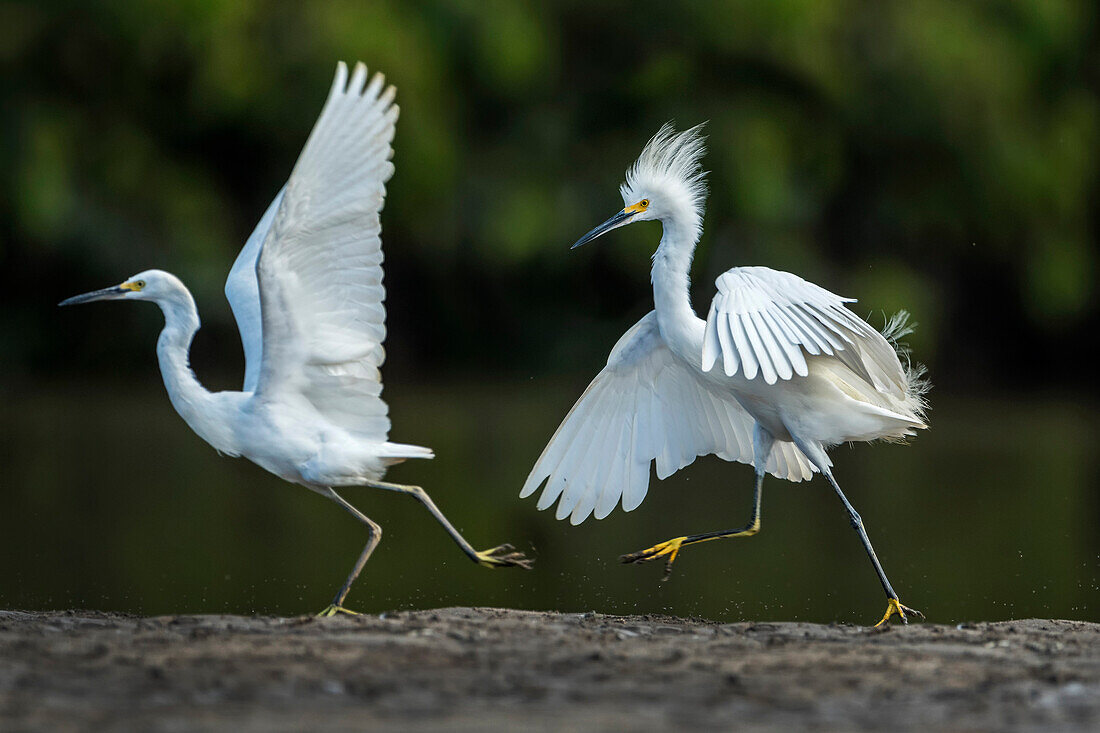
874,597 -> 924,627
317,604 -> 359,618
620,536 -> 688,580
474,544 -> 534,570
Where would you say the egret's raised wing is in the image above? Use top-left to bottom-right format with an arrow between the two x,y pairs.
253,62 -> 397,438
225,188 -> 285,392
702,267 -> 908,394
521,312 -> 814,525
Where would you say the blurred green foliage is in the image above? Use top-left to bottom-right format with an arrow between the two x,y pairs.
1,0 -> 1098,387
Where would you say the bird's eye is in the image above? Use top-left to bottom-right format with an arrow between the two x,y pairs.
135,280 -> 146,289
640,199 -> 649,208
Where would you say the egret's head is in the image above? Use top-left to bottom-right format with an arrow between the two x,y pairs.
571,122 -> 709,249
59,269 -> 181,307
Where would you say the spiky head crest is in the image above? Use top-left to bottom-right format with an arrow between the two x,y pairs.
620,122 -> 709,236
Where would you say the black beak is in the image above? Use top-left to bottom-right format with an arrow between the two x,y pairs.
59,286 -> 128,307
571,209 -> 633,250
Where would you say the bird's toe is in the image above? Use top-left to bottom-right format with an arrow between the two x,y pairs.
475,544 -> 534,569
620,536 -> 688,580
874,597 -> 924,627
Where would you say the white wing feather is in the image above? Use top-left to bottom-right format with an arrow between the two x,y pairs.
252,62 -> 397,439
225,187 -> 285,392
702,267 -> 910,395
521,312 -> 815,525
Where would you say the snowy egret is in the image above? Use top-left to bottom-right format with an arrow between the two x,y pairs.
521,123 -> 928,626
61,61 -> 531,617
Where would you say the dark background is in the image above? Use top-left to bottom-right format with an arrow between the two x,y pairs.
1,0 -> 1097,623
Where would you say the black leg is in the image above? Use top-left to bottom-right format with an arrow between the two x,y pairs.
365,480 -> 532,569
823,469 -> 923,626
620,469 -> 764,579
622,424 -> 775,580
318,487 -> 382,616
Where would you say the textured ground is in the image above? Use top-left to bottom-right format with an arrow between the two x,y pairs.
1,608 -> 1098,732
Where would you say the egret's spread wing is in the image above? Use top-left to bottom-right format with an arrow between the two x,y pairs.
702,266 -> 908,393
521,312 -> 814,525
225,188 -> 285,392
253,62 -> 397,439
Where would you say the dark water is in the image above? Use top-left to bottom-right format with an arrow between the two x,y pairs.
2,378 -> 1097,624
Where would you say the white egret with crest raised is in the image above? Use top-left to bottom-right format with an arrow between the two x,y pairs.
521,123 -> 927,626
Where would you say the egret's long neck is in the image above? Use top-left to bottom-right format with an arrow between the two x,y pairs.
651,201 -> 704,364
154,289 -> 227,450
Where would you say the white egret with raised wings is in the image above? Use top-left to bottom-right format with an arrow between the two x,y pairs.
521,123 -> 927,626
61,62 -> 531,616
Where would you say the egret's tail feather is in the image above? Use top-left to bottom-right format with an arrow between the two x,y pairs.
879,310 -> 930,436
381,442 -> 435,463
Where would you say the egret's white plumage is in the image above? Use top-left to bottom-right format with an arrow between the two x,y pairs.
523,123 -> 927,625
525,311 -> 816,526
62,62 -> 529,615
225,188 -> 283,393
